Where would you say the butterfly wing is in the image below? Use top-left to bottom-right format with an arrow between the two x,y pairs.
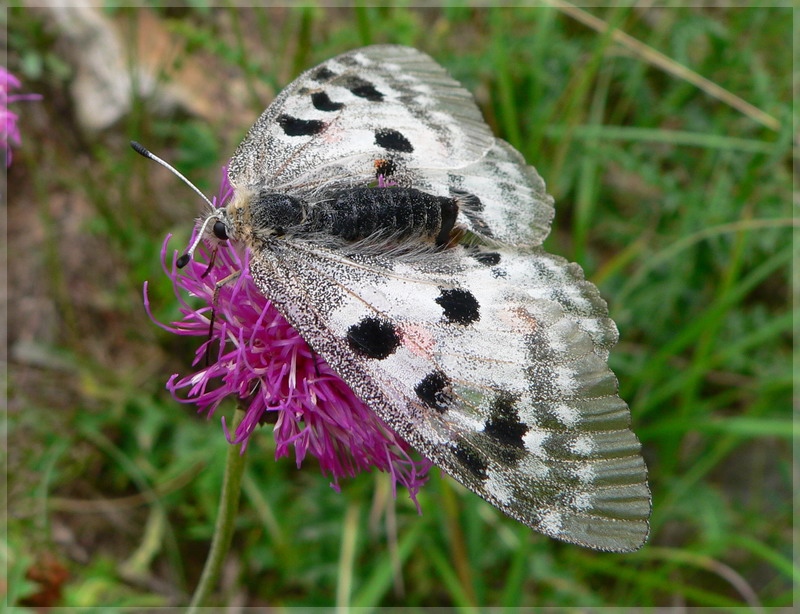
228,45 -> 553,247
249,241 -> 650,552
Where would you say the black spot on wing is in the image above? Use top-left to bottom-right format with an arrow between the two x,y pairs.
452,189 -> 484,211
524,327 -> 558,363
312,67 -> 336,81
277,114 -> 325,137
467,248 -> 501,266
436,288 -> 480,325
463,212 -> 494,237
311,91 -> 344,112
375,129 -> 414,153
453,440 -> 488,480
414,370 -> 452,413
531,258 -> 557,281
484,392 -> 528,464
453,189 -> 494,237
346,317 -> 400,360
344,76 -> 384,101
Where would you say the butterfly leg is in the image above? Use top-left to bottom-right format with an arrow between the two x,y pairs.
204,269 -> 243,366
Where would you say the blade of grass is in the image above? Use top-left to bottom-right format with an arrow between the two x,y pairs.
728,534 -> 799,585
543,124 -> 788,155
651,431 -> 757,535
573,58 -> 612,264
336,502 -> 360,609
439,479 -> 477,604
499,538 -> 529,607
524,4 -> 558,155
632,245 -> 791,414
354,2 -> 373,46
79,421 -> 186,592
32,437 -> 70,548
351,521 -> 425,607
548,5 -> 627,192
580,552 -> 754,608
695,417 -> 796,438
678,151 -> 751,420
488,9 -> 522,150
617,218 -> 795,308
241,470 -> 288,555
426,542 -> 478,608
710,310 -> 794,367
547,0 -> 781,131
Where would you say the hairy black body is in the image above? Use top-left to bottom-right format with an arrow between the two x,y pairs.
252,187 -> 458,246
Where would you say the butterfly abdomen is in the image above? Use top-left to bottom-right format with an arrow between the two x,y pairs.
307,187 -> 458,246
247,187 -> 457,245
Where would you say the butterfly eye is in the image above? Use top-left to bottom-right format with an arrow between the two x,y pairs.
213,220 -> 229,241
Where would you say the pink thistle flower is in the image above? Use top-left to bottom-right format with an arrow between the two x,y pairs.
1,67 -> 41,167
144,168 -> 432,505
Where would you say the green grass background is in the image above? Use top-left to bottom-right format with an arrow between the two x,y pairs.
6,4 -> 794,609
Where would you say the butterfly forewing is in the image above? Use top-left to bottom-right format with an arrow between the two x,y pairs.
228,46 -> 554,248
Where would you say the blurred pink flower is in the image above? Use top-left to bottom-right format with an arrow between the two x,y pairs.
1,67 -> 41,167
145,168 -> 432,504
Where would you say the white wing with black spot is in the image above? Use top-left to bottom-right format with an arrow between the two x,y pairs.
228,45 -> 554,247
248,241 -> 650,552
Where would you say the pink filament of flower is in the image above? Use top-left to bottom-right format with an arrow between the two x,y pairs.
1,67 -> 42,166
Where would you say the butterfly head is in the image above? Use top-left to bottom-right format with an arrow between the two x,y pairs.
177,187 -> 308,267
175,207 -> 234,268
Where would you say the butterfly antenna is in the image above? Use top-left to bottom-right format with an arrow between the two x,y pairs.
130,141 -> 216,211
131,141 -> 219,268
177,214 -> 220,268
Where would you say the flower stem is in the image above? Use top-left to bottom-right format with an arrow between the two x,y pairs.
188,407 -> 247,611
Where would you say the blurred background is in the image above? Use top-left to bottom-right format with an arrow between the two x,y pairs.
5,3 -> 793,609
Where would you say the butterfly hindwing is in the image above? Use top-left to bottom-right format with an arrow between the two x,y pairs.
249,240 -> 650,552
